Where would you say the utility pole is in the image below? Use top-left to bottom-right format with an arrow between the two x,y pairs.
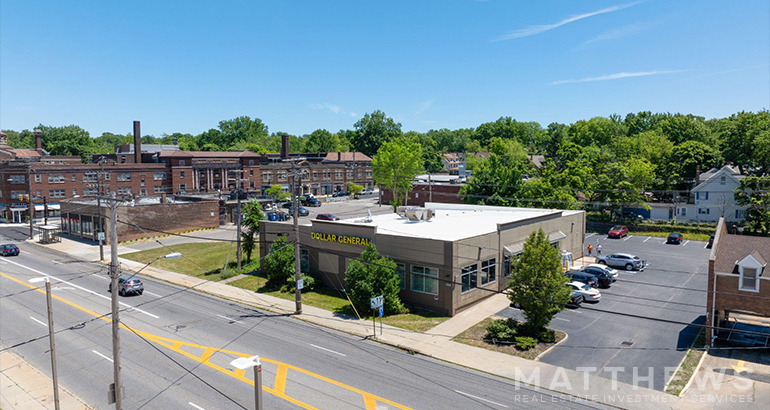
96,157 -> 107,262
234,169 -> 246,269
99,192 -> 124,409
283,157 -> 306,315
27,164 -> 33,239
44,278 -> 60,410
43,196 -> 48,225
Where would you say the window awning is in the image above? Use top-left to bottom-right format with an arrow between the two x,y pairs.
48,204 -> 60,210
548,230 -> 567,242
34,204 -> 44,211
504,230 -> 567,256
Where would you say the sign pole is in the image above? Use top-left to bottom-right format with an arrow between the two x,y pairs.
372,309 -> 376,338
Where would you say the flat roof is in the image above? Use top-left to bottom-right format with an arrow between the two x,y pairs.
338,202 -> 581,241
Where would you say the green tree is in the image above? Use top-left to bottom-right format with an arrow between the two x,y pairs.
265,185 -> 289,202
474,117 -> 546,152
347,182 -> 364,197
508,229 -> 570,332
568,116 -> 621,148
351,110 -> 402,157
37,124 -> 94,162
659,114 -> 713,145
668,140 -> 721,186
372,138 -> 423,212
263,236 -> 295,287
459,138 -> 531,206
240,200 -> 265,263
218,116 -> 270,149
303,129 -> 342,152
735,176 -> 770,234
345,243 -> 405,315
2,129 -> 35,149
717,111 -> 770,174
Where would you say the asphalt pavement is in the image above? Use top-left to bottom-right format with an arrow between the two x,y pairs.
1,226 -> 610,410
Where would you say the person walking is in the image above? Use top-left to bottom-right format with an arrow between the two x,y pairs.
587,244 -> 593,256
597,244 -> 602,256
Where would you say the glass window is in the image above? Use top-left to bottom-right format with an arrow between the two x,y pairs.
504,255 -> 512,277
180,171 -> 185,178
83,172 -> 98,183
395,263 -> 406,290
118,187 -> 132,195
154,172 -> 167,181
411,265 -> 438,295
49,189 -> 66,198
117,173 -> 131,182
741,267 -> 758,291
9,175 -> 25,184
461,263 -> 478,293
72,174 -> 77,182
47,174 -> 64,184
154,185 -> 167,193
34,174 -> 41,183
300,249 -> 309,272
481,258 -> 496,285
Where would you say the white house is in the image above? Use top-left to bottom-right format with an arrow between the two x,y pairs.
677,165 -> 747,222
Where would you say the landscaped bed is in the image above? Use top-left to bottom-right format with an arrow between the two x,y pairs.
454,316 -> 566,361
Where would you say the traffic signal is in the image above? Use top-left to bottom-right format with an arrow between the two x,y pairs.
18,194 -> 23,201
18,194 -> 29,202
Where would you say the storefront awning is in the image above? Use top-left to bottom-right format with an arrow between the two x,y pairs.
548,230 -> 567,242
48,204 -> 60,210
504,231 -> 567,256
34,204 -> 44,211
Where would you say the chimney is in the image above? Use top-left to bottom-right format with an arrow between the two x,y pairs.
133,121 -> 141,164
280,134 -> 289,159
0,131 -> 7,146
172,137 -> 178,146
337,152 -> 341,161
34,129 -> 42,151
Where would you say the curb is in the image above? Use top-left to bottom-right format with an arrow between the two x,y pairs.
678,349 -> 709,397
535,332 -> 568,362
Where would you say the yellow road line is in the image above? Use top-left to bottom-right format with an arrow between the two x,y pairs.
1,271 -> 416,410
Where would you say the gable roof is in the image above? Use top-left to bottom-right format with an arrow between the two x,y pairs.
693,165 -> 745,191
714,233 -> 770,273
322,152 -> 372,162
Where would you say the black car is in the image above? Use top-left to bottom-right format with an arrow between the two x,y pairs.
564,272 -> 598,288
302,197 -> 322,207
0,244 -> 20,256
706,235 -> 715,249
332,191 -> 349,198
578,266 -> 613,287
287,206 -> 310,217
667,232 -> 683,245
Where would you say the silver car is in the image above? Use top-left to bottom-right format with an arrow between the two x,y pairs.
596,253 -> 645,271
109,277 -> 144,296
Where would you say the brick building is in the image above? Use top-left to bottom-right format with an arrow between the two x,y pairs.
707,218 -> 770,347
381,174 -> 465,207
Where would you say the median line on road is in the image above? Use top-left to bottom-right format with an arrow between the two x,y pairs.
215,314 -> 244,324
453,390 -> 509,408
309,343 -> 346,357
188,402 -> 206,410
92,350 -> 114,362
1,257 -> 159,319
644,237 -> 651,242
29,316 -> 47,327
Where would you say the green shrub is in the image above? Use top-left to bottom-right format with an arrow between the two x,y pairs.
263,236 -> 295,287
485,319 -> 517,343
284,273 -> 316,293
538,331 -> 556,343
515,336 -> 537,351
218,270 -> 239,281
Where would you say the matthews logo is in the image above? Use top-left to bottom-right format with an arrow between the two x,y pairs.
311,232 -> 370,246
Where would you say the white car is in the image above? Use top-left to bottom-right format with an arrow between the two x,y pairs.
585,263 -> 619,280
567,281 -> 601,302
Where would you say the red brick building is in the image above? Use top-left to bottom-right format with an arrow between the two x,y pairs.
707,218 -> 770,347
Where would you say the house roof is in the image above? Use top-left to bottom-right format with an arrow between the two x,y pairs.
157,150 -> 260,158
9,149 -> 41,158
529,155 -> 546,168
714,233 -> 770,273
698,165 -> 744,184
322,152 -> 372,162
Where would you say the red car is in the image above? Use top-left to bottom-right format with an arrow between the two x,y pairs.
607,225 -> 628,238
316,213 -> 340,221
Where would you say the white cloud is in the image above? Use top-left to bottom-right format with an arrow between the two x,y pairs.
495,2 -> 640,41
415,99 -> 434,115
349,111 -> 357,117
309,103 -> 342,114
551,69 -> 689,85
577,22 -> 650,48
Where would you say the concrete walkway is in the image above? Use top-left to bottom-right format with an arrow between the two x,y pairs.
0,351 -> 91,410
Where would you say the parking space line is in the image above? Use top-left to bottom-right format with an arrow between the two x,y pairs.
683,240 -> 689,247
623,235 -> 633,241
29,316 -> 47,327
585,233 -> 596,239
704,243 -> 709,249
453,391 -> 508,408
644,237 -> 651,242
553,317 -> 570,322
92,350 -> 114,362
189,403 -> 206,410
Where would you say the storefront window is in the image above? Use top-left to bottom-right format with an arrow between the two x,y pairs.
71,217 -> 81,234
480,258 -> 496,285
395,263 -> 406,290
300,248 -> 309,273
461,264 -> 478,293
82,219 -> 93,236
504,255 -> 511,277
411,265 -> 438,295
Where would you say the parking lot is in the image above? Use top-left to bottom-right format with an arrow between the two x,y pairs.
281,193 -> 393,221
498,232 -> 711,391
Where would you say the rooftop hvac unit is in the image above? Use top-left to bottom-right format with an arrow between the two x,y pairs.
397,206 -> 417,218
405,207 -> 434,221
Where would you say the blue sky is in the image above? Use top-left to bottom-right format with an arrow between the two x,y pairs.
1,0 -> 768,138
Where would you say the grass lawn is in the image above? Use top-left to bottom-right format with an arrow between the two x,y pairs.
228,273 -> 449,332
665,330 -> 706,396
121,242 -> 241,281
453,317 -> 566,361
629,231 -> 711,241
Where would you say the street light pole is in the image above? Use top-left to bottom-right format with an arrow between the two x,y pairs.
107,193 -> 123,410
230,356 -> 262,410
29,277 -> 60,410
27,164 -> 33,239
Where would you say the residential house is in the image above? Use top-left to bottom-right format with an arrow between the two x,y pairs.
677,165 -> 747,222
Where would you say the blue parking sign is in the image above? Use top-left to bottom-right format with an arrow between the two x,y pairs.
378,305 -> 384,317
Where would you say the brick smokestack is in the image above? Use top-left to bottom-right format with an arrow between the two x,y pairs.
34,129 -> 42,151
280,134 -> 289,159
133,121 -> 141,164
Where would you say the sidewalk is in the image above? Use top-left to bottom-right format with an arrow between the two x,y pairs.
0,351 -> 90,410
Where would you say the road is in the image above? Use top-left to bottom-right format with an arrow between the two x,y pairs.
0,227 -> 608,410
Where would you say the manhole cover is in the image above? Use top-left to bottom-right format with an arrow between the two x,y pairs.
620,340 -> 634,347
170,325 -> 187,332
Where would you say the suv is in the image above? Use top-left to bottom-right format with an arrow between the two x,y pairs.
302,197 -> 322,207
0,244 -> 20,256
109,277 -> 144,296
596,253 -> 646,271
608,225 -> 629,238
361,188 -> 373,195
332,191 -> 349,198
564,271 -> 599,288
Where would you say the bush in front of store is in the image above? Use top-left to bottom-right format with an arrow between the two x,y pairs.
485,318 -> 517,343
285,273 -> 316,293
515,336 -> 537,351
263,236 -> 296,288
345,243 -> 406,315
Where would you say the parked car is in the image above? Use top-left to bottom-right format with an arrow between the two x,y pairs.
265,211 -> 291,221
567,281 -> 601,302
287,206 -> 310,217
316,213 -> 340,221
596,253 -> 646,271
607,225 -> 629,238
564,271 -> 598,288
583,263 -> 619,280
302,197 -> 322,207
281,201 -> 294,209
361,188 -> 373,195
332,191 -> 349,197
578,266 -> 614,287
667,233 -> 683,245
510,291 -> 584,309
707,235 -> 715,249
108,277 -> 144,296
0,244 -> 20,256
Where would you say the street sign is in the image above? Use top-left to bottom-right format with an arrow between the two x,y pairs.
378,305 -> 384,317
370,295 -> 383,309
97,232 -> 105,241
297,279 -> 304,290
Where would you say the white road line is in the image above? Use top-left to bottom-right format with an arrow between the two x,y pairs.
29,316 -> 47,326
553,317 -> 571,322
644,237 -> 651,242
188,403 -> 206,410
704,243 -> 709,249
585,233 -> 596,238
1,258 -> 160,319
216,314 -> 244,324
144,291 -> 162,297
309,343 -> 346,357
453,390 -> 509,408
92,350 -> 114,362
683,240 -> 689,247
623,235 -> 633,241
